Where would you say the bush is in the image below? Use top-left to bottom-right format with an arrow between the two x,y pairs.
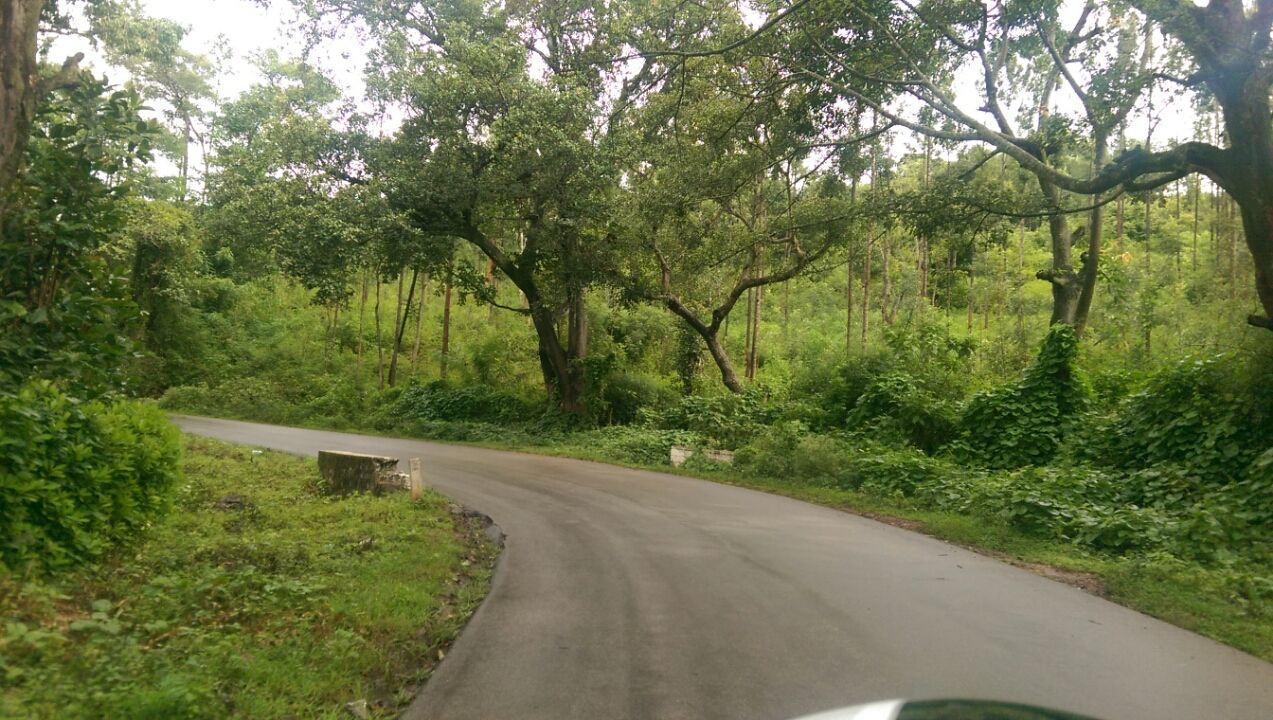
951,325 -> 1090,469
641,390 -> 776,449
834,448 -> 970,498
158,377 -> 313,425
578,426 -> 704,466
377,380 -> 540,427
587,371 -> 675,426
1085,354 -> 1273,485
1,382 -> 182,572
846,372 -> 957,454
735,423 -> 854,482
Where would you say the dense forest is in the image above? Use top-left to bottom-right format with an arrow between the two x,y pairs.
2,0 -> 1273,659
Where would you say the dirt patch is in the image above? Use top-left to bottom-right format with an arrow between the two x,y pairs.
856,510 -> 925,533
846,508 -> 1107,597
1004,558 -> 1107,596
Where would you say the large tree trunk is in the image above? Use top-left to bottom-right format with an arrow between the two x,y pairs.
526,291 -> 586,413
0,0 -> 44,218
1145,0 -> 1273,327
665,298 -> 744,394
1216,87 -> 1273,327
1073,132 -> 1107,332
1036,176 -> 1081,325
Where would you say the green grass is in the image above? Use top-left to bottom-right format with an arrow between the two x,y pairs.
0,436 -> 498,719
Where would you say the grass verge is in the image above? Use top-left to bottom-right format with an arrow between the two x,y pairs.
0,435 -> 499,719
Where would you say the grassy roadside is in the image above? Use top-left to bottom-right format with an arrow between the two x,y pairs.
397,434 -> 1273,664
0,435 -> 499,720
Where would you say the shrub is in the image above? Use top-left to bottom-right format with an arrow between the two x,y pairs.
378,381 -> 540,426
846,372 -> 957,454
158,377 -> 312,425
734,423 -> 854,482
579,426 -> 704,466
793,353 -> 894,429
587,371 -> 674,426
835,448 -> 968,498
951,325 -> 1090,469
642,390 -> 777,449
1086,354 -> 1273,485
0,382 -> 182,572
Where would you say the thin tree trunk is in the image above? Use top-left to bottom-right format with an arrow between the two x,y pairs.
747,286 -> 763,380
388,267 -> 419,387
881,234 -> 893,325
441,266 -> 453,380
387,271 -> 404,386
861,237 -> 872,344
967,263 -> 974,334
1230,196 -> 1237,300
1192,180 -> 1200,272
1017,219 -> 1026,336
845,249 -> 854,353
357,272 -> 368,388
374,271 -> 385,390
411,274 -> 428,378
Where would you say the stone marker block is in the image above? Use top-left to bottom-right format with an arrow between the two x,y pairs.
702,448 -> 735,464
670,446 -> 735,467
318,450 -> 401,496
670,446 -> 694,467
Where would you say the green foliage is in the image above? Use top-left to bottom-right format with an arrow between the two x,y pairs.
734,422 -> 854,482
0,382 -> 182,573
1084,353 -> 1273,486
159,378 -> 314,426
642,390 -> 777,449
584,368 -> 676,426
952,325 -> 1090,469
846,372 -> 957,454
0,436 -> 496,719
1,75 -> 158,397
832,448 -> 973,500
377,380 -> 540,426
574,426 -> 705,466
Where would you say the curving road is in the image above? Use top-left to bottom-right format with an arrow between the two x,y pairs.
174,416 -> 1273,720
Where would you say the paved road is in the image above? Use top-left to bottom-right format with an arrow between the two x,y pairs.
175,416 -> 1273,720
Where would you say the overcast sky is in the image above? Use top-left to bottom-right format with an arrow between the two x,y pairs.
139,0 -> 365,99
54,1 -> 1199,181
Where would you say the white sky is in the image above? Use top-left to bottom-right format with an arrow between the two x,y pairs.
138,0 -> 365,99
53,1 -> 1200,181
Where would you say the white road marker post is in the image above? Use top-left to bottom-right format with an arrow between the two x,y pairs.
409,457 -> 424,501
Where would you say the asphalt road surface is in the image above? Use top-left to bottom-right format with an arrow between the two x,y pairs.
174,416 -> 1273,720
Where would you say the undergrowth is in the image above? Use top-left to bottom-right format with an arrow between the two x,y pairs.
0,436 -> 497,719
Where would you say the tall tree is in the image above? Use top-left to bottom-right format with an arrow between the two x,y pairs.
313,0 -> 635,412
767,0 -> 1273,330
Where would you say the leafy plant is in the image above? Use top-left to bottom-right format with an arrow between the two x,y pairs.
951,325 -> 1090,469
0,382 -> 182,573
1085,353 -> 1273,486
